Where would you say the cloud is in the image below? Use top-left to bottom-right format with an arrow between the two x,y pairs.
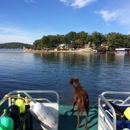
0,26 -> 27,35
60,0 -> 68,2
0,34 -> 34,44
0,25 -> 39,44
24,0 -> 35,3
71,0 -> 96,8
95,0 -> 130,29
96,9 -> 125,22
60,0 -> 96,8
0,22 -> 64,44
118,9 -> 130,26
60,0 -> 72,6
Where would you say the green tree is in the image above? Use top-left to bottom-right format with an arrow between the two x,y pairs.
33,31 -> 130,51
33,40 -> 41,50
123,35 -> 130,47
77,31 -> 88,46
106,33 -> 124,51
0,42 -> 32,49
65,31 -> 77,44
91,31 -> 103,46
55,34 -> 65,46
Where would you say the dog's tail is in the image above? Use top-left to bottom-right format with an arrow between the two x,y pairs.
85,97 -> 89,115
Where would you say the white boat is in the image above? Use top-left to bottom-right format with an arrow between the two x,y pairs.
115,48 -> 130,54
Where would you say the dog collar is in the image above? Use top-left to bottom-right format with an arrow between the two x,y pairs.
73,84 -> 80,88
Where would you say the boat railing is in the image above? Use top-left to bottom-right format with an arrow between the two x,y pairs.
0,90 -> 59,106
101,91 -> 130,106
98,94 -> 116,130
98,91 -> 130,130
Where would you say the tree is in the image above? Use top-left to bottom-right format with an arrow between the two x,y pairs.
77,31 -> 88,46
105,33 -> 124,51
33,40 -> 41,50
56,34 -> 65,44
65,31 -> 77,44
33,31 -> 130,51
0,42 -> 32,49
123,35 -> 130,48
91,31 -> 103,46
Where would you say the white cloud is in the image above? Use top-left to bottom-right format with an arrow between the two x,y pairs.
96,9 -> 125,22
0,34 -> 34,44
0,25 -> 40,44
118,9 -> 130,26
71,0 -> 96,8
60,0 -> 71,6
60,0 -> 96,8
24,0 -> 35,3
60,0 -> 67,2
95,1 -> 130,29
0,26 -> 27,35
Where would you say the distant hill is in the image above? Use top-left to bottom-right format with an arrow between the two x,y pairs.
0,42 -> 33,49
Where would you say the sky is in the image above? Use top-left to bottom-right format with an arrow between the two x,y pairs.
0,0 -> 130,44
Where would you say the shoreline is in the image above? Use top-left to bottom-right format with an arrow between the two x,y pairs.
24,49 -> 93,53
24,49 -> 116,54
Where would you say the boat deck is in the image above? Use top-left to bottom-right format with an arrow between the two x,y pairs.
59,106 -> 98,130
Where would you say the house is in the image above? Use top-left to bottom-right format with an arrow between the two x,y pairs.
44,48 -> 50,52
96,42 -> 108,53
57,43 -> 69,50
101,42 -> 109,50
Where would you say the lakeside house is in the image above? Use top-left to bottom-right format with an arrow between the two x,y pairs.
44,48 -> 50,52
57,43 -> 69,51
115,48 -> 130,53
94,42 -> 108,53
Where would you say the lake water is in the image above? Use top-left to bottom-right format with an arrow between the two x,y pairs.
0,50 -> 130,106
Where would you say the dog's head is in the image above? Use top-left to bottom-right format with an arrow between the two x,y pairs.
68,78 -> 79,86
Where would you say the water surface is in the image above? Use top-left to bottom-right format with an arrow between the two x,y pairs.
0,51 -> 130,106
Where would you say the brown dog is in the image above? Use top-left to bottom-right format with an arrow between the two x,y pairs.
68,78 -> 89,129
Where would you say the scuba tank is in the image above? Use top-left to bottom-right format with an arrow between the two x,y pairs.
123,107 -> 130,120
7,104 -> 20,129
0,109 -> 14,130
15,94 -> 26,113
7,104 -> 20,119
14,95 -> 26,130
0,109 -> 6,118
30,101 -> 57,129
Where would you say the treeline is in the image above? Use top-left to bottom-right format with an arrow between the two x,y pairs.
33,31 -> 130,51
0,42 -> 33,49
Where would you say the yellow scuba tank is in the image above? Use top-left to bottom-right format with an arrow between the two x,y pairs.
124,107 -> 130,120
30,101 -> 57,129
15,94 -> 25,113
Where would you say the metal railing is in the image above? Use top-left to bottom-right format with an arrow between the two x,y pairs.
98,91 -> 130,130
0,90 -> 59,106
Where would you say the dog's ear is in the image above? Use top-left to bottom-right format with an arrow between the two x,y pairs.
75,78 -> 79,82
